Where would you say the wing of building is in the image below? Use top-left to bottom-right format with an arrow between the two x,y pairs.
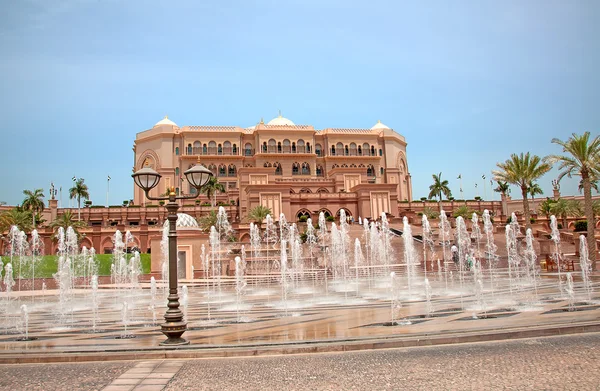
133,115 -> 412,221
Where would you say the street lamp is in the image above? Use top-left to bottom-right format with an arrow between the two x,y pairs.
132,158 -> 212,345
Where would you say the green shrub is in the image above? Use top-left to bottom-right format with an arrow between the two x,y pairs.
298,215 -> 308,223
230,200 -> 236,205
420,197 -> 427,201
109,205 -> 122,208
146,204 -> 159,208
159,201 -> 165,206
90,205 -> 105,208
558,223 -> 563,229
574,220 -> 587,232
530,217 -> 536,224
474,196 -> 481,201
326,215 -> 335,222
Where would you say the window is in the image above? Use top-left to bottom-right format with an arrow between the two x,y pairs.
358,145 -> 362,155
175,147 -> 179,155
209,141 -> 216,155
224,141 -> 231,155
278,142 -> 282,153
297,139 -> 305,153
208,164 -> 217,175
292,162 -> 299,175
367,164 -> 374,176
344,145 -> 349,156
331,145 -> 336,155
292,142 -> 296,153
316,143 -> 322,156
275,162 -> 282,175
218,144 -> 223,154
187,144 -> 192,155
380,167 -> 384,175
264,162 -> 272,167
203,144 -> 207,154
228,164 -> 236,176
301,162 -> 310,175
379,148 -> 383,156
245,143 -> 253,156
363,143 -> 370,155
219,165 -> 226,176
262,142 -> 267,152
316,165 -> 323,176
189,186 -> 197,195
175,187 -> 180,196
175,167 -> 179,175
233,144 -> 237,154
371,146 -> 375,156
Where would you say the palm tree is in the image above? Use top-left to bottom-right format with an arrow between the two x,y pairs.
493,152 -> 552,230
428,172 -> 452,209
578,177 -> 599,194
549,198 -> 583,228
197,209 -> 218,232
527,181 -> 543,212
49,210 -> 87,239
69,178 -> 90,221
453,205 -> 474,219
549,132 -> 600,268
538,198 -> 556,219
247,205 -> 272,229
22,189 -> 45,227
494,181 -> 510,197
199,176 -> 225,207
0,208 -> 33,234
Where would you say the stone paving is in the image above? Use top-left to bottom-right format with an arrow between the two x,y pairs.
0,332 -> 598,390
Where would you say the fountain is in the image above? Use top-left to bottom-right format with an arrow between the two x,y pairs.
424,278 -> 433,317
523,229 -> 540,304
565,273 -> 575,311
438,210 -> 451,291
482,210 -> 497,298
181,285 -> 189,321
234,256 -> 246,322
579,235 -> 593,302
91,275 -> 99,332
403,216 -> 418,299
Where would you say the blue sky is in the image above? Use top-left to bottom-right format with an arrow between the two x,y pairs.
0,0 -> 598,206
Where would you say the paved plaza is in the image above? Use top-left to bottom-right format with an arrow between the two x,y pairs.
0,332 -> 598,390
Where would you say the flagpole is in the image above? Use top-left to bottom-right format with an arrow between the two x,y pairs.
106,176 -> 110,207
482,175 -> 487,200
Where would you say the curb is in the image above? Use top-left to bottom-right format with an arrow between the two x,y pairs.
2,321 -> 600,364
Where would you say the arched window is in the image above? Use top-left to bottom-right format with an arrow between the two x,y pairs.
341,164 -> 348,168
262,142 -> 267,153
299,188 -> 311,193
193,141 -> 201,154
175,147 -> 179,155
316,143 -> 322,157
301,162 -> 310,175
224,141 -> 231,155
350,143 -> 357,156
233,144 -> 237,154
317,188 -> 329,193
367,164 -> 374,176
363,143 -> 370,155
218,144 -> 223,155
208,141 -> 216,155
379,148 -> 383,156
245,164 -> 253,167
274,162 -> 282,175
175,167 -> 179,176
228,164 -> 236,176
336,142 -> 343,156
380,167 -> 384,175
331,145 -> 336,155
306,142 -> 311,153
371,145 -> 375,156
187,143 -> 192,155
350,164 -> 357,168
176,187 -> 180,196
344,145 -> 349,156
316,165 -> 323,177
292,162 -> 300,175
268,138 -> 276,153
203,143 -> 207,154
218,164 -> 226,176
278,141 -> 282,153
244,143 -> 252,156
264,162 -> 272,167
319,209 -> 332,219
358,164 -> 365,168
332,164 -> 339,169
296,209 -> 311,220
292,142 -> 296,153
283,139 -> 291,153
297,139 -> 305,153
208,164 -> 217,175
358,145 -> 362,155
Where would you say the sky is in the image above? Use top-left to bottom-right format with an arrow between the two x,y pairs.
0,0 -> 599,207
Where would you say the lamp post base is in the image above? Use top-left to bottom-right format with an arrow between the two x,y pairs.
159,321 -> 190,346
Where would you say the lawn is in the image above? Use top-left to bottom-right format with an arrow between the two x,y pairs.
0,253 -> 151,278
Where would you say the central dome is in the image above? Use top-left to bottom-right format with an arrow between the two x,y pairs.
267,115 -> 295,126
163,213 -> 199,229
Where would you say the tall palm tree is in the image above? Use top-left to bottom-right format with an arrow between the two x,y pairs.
538,198 -> 556,219
428,172 -> 452,209
493,152 -> 552,230
69,178 -> 90,221
199,176 -> 225,207
527,181 -> 543,211
578,177 -> 599,194
247,205 -> 272,229
494,181 -> 510,197
549,132 -> 600,268
22,188 -> 45,227
0,208 -> 33,234
49,210 -> 87,239
549,198 -> 583,229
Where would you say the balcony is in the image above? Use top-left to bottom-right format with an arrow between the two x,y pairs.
185,147 -> 239,156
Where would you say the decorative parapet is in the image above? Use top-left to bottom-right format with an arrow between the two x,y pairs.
183,126 -> 240,132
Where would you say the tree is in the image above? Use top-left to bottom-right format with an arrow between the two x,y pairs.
578,177 -> 599,194
199,176 -> 225,207
593,200 -> 600,217
22,189 -> 45,228
247,205 -> 272,229
197,209 -> 218,232
69,178 -> 90,221
527,181 -> 543,207
494,181 -> 510,197
493,152 -> 552,231
428,172 -> 452,208
453,205 -> 475,219
49,210 -> 87,239
0,207 -> 33,234
549,198 -> 583,228
538,198 -> 557,219
549,132 -> 600,269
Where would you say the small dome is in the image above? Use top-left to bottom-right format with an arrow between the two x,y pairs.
371,120 -> 390,130
163,213 -> 199,229
267,114 -> 295,126
246,125 -> 256,130
154,116 -> 178,127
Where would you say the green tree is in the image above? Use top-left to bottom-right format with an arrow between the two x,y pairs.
527,181 -> 543,207
197,209 -> 218,232
493,152 -> 552,231
593,200 -> 600,217
549,198 -> 583,229
22,188 -> 45,228
428,172 -> 452,209
578,177 -> 599,194
247,205 -> 272,229
49,210 -> 87,239
549,132 -> 600,268
0,207 -> 33,234
494,181 -> 510,197
453,205 -> 475,219
199,176 -> 225,207
538,198 -> 557,219
69,178 -> 90,221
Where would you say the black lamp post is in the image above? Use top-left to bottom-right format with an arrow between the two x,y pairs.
132,159 -> 212,345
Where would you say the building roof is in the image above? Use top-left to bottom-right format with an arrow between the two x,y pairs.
267,114 -> 295,126
154,116 -> 178,127
370,120 -> 390,130
163,213 -> 199,229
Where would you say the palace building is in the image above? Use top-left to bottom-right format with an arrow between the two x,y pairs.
134,115 -> 412,221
